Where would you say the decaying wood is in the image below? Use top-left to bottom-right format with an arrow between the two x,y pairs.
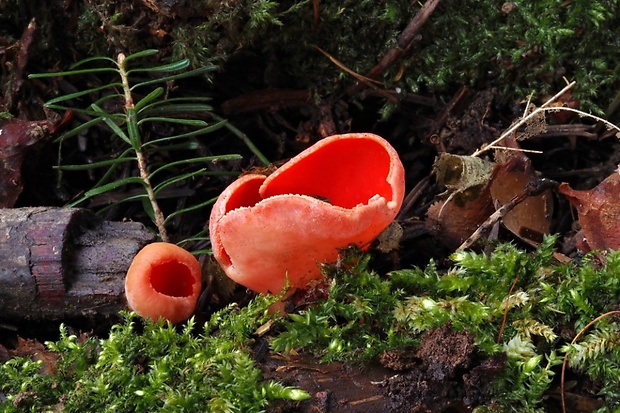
0,207 -> 155,320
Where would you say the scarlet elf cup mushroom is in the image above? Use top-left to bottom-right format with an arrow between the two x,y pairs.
125,242 -> 202,324
209,133 -> 405,297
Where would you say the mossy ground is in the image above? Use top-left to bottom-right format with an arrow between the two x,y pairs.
2,241 -> 620,411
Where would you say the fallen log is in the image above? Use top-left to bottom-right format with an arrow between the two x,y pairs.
0,207 -> 155,320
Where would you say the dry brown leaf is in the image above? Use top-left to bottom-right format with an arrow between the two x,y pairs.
426,184 -> 494,251
490,157 -> 553,246
558,172 -> 620,252
9,337 -> 59,376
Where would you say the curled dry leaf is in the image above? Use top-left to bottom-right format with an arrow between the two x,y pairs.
10,337 -> 59,376
489,157 -> 553,246
558,172 -> 620,252
433,153 -> 493,195
426,186 -> 494,250
427,154 -> 495,250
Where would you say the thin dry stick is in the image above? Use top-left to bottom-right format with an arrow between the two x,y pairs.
397,175 -> 431,220
348,0 -> 442,96
456,179 -> 558,252
484,106 -> 620,154
475,80 -> 620,157
561,310 -> 620,413
312,0 -> 320,31
456,203 -> 512,252
314,46 -> 389,87
472,81 -> 576,157
497,273 -> 520,344
314,46 -> 399,104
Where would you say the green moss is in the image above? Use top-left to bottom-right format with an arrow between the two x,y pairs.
0,300 -> 309,413
3,239 -> 620,411
271,248 -> 414,362
408,0 -> 620,112
6,1 -> 619,112
251,0 -> 620,111
271,238 -> 620,411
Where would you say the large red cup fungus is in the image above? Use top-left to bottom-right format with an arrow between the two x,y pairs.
209,133 -> 405,296
125,242 -> 202,324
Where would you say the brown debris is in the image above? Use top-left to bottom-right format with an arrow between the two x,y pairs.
490,156 -> 554,246
263,352 -> 393,413
0,118 -> 53,207
8,337 -> 59,377
558,171 -> 620,252
428,135 -> 555,251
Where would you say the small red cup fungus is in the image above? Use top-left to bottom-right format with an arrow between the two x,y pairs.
125,242 -> 202,324
209,132 -> 405,297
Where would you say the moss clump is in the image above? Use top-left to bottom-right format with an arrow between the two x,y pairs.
272,238 -> 620,411
244,0 -> 620,111
2,239 -> 620,411
5,1 -> 620,111
407,0 -> 620,112
0,300 -> 309,413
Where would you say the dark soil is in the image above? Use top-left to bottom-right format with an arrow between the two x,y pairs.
380,325 -> 504,413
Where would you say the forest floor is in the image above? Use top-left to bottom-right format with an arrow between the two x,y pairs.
2,1 -> 620,412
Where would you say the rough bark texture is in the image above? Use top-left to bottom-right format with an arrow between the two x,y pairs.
0,207 -> 155,320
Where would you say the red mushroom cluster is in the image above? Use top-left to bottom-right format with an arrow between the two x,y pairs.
124,133 -> 404,321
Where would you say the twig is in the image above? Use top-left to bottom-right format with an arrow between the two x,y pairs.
497,273 -> 520,344
312,0 -> 320,31
118,53 -> 169,242
456,179 -> 558,252
530,124 -> 597,140
221,89 -> 310,115
427,86 -> 468,142
472,81 -> 577,157
314,46 -> 388,87
314,46 -> 399,104
483,146 -> 543,154
347,0 -> 442,96
397,175 -> 431,220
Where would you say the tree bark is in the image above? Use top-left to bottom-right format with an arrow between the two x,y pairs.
0,207 -> 155,320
